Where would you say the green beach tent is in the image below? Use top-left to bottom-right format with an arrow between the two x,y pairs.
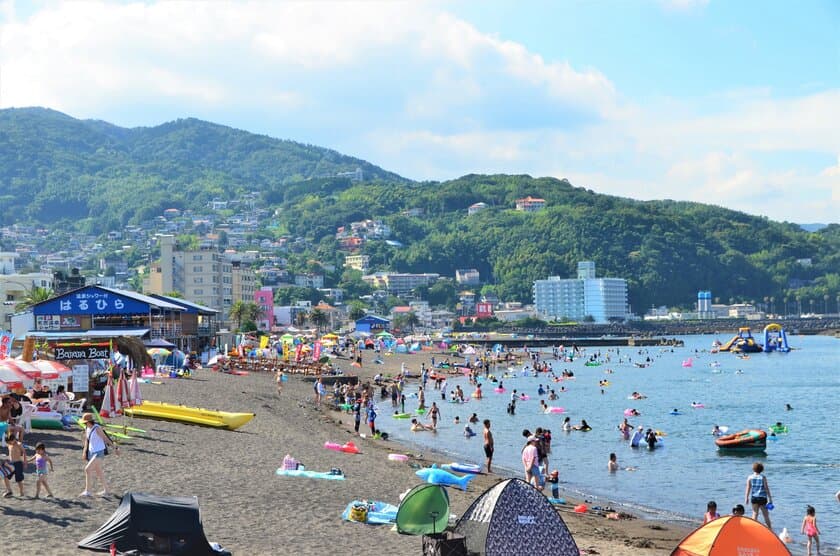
395,484 -> 450,535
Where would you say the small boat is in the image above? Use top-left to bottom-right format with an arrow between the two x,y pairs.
715,429 -> 767,453
123,401 -> 254,430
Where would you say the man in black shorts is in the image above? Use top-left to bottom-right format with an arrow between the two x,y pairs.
483,419 -> 494,473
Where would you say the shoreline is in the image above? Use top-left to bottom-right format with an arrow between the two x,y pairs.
0,352 -> 693,555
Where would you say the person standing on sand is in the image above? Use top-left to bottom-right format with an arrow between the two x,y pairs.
352,398 -> 362,434
6,434 -> 27,497
366,401 -> 377,436
275,371 -> 284,395
745,461 -> 773,531
483,420 -> 494,473
81,412 -> 118,497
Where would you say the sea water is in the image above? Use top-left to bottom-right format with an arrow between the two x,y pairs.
394,334 -> 840,554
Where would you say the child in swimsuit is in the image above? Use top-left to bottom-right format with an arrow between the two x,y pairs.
800,505 -> 821,556
28,442 -> 54,498
704,501 -> 720,523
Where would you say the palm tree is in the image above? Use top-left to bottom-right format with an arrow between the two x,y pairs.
15,286 -> 54,310
404,311 -> 420,332
310,308 -> 328,332
229,301 -> 263,331
294,310 -> 309,328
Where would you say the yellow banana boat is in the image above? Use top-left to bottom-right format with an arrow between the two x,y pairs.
123,401 -> 254,430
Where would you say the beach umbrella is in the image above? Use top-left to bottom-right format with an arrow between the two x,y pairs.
146,348 -> 172,358
207,354 -> 227,366
129,373 -> 143,406
99,373 -> 122,418
31,359 -> 72,378
6,359 -> 54,380
116,373 -> 133,409
0,365 -> 31,390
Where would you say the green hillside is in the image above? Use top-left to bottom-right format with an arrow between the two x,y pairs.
1,108 -> 837,310
271,175 -> 840,310
0,107 -> 404,230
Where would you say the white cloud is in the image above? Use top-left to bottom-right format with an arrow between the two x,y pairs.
0,0 -> 837,223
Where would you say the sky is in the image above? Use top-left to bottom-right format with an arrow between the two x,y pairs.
1,0 -> 838,223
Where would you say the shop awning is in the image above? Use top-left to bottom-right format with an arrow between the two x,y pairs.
24,328 -> 150,340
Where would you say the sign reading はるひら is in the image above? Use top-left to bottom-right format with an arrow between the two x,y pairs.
52,342 -> 111,360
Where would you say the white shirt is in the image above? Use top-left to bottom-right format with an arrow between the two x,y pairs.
86,424 -> 107,453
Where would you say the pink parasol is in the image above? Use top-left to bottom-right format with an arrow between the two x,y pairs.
129,373 -> 143,406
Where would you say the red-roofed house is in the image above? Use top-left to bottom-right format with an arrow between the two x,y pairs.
515,196 -> 546,212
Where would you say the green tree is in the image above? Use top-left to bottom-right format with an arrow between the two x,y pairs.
404,311 -> 420,332
310,308 -> 328,332
347,301 -> 367,322
15,286 -> 54,310
229,301 -> 262,331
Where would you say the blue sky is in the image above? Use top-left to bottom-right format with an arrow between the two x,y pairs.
1,0 -> 837,222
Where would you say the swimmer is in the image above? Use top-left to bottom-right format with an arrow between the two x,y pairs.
562,416 -> 572,432
574,419 -> 592,432
410,418 -> 434,432
464,425 -> 476,437
454,416 -> 460,424
548,390 -> 557,401
785,403 -> 793,411
712,425 -> 723,437
539,400 -> 548,412
469,413 -> 479,424
608,452 -> 619,472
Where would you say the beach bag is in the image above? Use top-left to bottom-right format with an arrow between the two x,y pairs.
349,503 -> 368,523
282,455 -> 298,470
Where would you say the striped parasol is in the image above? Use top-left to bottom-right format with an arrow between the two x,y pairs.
116,372 -> 133,409
129,372 -> 143,406
99,372 -> 122,418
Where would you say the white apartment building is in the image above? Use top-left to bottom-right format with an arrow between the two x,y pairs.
344,254 -> 370,273
533,261 -> 628,323
362,272 -> 440,297
455,269 -> 481,285
0,252 -> 54,329
145,235 -> 256,318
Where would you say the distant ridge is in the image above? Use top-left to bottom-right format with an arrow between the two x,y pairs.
0,107 -> 407,227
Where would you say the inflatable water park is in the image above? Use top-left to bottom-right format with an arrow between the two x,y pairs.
762,323 -> 791,352
718,324 -> 791,353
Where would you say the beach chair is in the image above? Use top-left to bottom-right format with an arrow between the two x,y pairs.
50,397 -> 68,415
20,402 -> 36,434
67,398 -> 87,417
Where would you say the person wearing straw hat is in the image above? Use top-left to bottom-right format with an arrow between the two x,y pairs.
80,412 -> 118,497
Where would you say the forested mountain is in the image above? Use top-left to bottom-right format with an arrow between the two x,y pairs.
1,107 -> 837,310
271,174 -> 840,310
0,107 -> 404,230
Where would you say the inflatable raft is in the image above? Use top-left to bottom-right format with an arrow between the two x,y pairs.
123,401 -> 254,430
715,429 -> 767,453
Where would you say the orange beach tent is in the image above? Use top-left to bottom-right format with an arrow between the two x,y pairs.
671,516 -> 790,556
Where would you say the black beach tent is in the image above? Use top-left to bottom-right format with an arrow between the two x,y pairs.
78,492 -> 225,555
454,478 -> 579,556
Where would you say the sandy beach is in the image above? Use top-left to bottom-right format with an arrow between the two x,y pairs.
0,351 -> 691,555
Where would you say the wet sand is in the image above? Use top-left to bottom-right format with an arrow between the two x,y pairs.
0,352 -> 690,554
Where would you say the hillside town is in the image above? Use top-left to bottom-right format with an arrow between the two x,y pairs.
2,194 -> 837,352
